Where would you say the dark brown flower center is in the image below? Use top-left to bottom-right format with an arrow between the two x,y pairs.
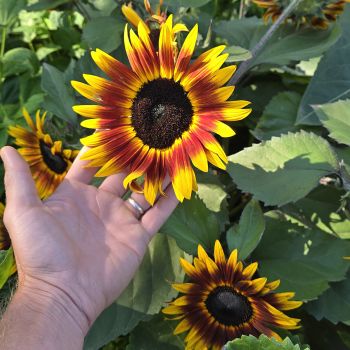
205,286 -> 253,326
131,78 -> 193,149
39,140 -> 68,174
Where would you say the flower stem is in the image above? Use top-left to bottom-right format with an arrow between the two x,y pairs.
0,26 -> 7,58
229,0 -> 301,86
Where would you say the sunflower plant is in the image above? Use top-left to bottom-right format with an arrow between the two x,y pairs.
1,0 -> 350,349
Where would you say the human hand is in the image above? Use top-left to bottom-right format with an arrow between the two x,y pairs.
0,146 -> 178,339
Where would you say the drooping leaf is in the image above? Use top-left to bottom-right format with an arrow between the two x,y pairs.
41,63 -> 77,123
297,7 -> 350,125
161,195 -> 220,255
252,211 -> 350,300
84,234 -> 184,350
82,16 -> 124,53
214,17 -> 340,67
2,48 -> 39,77
0,0 -> 26,26
253,92 -> 302,141
224,46 -> 252,63
228,131 -> 339,206
127,314 -> 183,350
227,199 -> 265,260
26,0 -> 71,11
225,335 -> 310,350
0,248 -> 16,289
314,99 -> 350,146
306,272 -> 350,325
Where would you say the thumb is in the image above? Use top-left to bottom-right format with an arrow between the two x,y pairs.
1,146 -> 41,209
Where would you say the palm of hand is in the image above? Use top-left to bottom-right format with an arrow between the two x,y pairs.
2,146 -> 178,329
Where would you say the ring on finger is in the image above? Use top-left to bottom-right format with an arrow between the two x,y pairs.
126,197 -> 145,219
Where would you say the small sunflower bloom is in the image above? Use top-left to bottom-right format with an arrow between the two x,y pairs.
122,0 -> 188,48
254,0 -> 350,29
8,109 -> 79,199
0,203 -> 10,251
163,241 -> 302,350
72,17 -> 251,205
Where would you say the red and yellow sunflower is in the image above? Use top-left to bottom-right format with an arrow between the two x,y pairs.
72,17 -> 251,205
163,241 -> 302,349
254,0 -> 350,29
8,109 -> 79,199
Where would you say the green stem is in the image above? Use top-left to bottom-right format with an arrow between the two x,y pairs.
229,0 -> 301,85
0,26 -> 7,58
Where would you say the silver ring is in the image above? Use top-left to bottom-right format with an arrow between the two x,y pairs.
126,197 -> 145,218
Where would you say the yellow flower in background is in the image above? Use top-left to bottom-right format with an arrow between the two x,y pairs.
0,203 -> 10,251
8,109 -> 79,199
254,0 -> 350,29
72,17 -> 251,205
122,0 -> 188,48
163,241 -> 302,350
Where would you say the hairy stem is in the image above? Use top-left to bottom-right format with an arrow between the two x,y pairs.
229,0 -> 301,86
0,26 -> 7,58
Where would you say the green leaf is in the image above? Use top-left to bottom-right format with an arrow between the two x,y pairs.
26,0 -> 71,11
0,247 -> 16,289
228,131 -> 339,206
252,211 -> 350,300
253,92 -> 302,141
161,195 -> 220,255
314,99 -> 350,146
41,63 -> 77,123
224,46 -> 252,63
127,314 -> 183,350
169,0 -> 211,8
82,17 -> 123,53
306,272 -> 350,325
2,48 -> 39,77
0,0 -> 25,26
214,17 -> 340,67
297,7 -> 350,125
225,335 -> 310,350
227,199 -> 265,260
84,234 -> 184,350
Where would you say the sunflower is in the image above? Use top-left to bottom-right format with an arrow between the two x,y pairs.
0,203 -> 10,251
163,241 -> 302,350
8,109 -> 79,199
72,17 -> 251,205
254,0 -> 350,29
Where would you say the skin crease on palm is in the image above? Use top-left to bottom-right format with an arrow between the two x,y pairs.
0,145 -> 179,346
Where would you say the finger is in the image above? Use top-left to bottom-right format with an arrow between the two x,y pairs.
65,146 -> 98,184
0,146 -> 41,208
99,171 -> 128,197
129,176 -> 171,214
141,184 -> 178,234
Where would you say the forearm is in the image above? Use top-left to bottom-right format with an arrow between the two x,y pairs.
0,285 -> 87,350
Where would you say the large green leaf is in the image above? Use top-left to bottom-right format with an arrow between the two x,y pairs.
84,234 -> 184,350
225,335 -> 310,350
0,247 -> 16,289
315,99 -> 350,146
228,131 -> 339,206
161,195 -> 220,255
0,0 -> 25,26
2,48 -> 39,77
252,211 -> 350,300
297,8 -> 350,125
253,92 -> 302,141
82,17 -> 123,53
169,0 -> 211,8
214,17 -> 340,67
127,314 -> 183,350
41,62 -> 77,124
227,199 -> 265,260
306,272 -> 350,325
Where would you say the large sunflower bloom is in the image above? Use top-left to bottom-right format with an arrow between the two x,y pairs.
72,17 -> 251,205
8,109 -> 79,199
0,203 -> 10,251
254,0 -> 350,29
163,241 -> 302,350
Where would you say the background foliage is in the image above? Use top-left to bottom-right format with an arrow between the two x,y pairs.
1,0 -> 350,349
